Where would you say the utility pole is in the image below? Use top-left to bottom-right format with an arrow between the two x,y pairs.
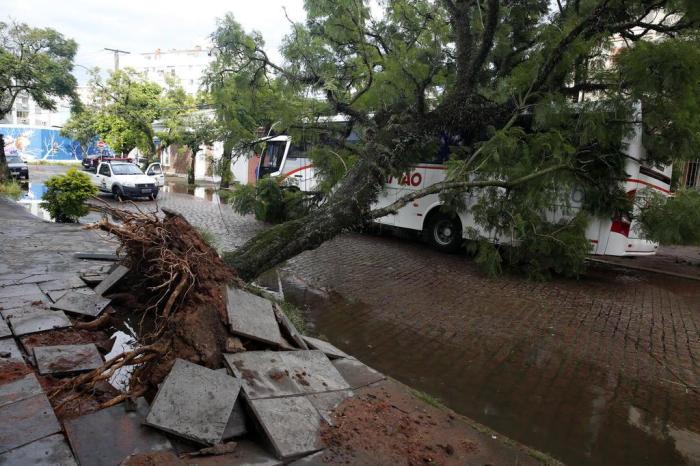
104,48 -> 130,71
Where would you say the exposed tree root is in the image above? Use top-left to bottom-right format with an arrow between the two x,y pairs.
50,204 -> 238,408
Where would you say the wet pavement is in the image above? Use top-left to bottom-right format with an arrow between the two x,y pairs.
20,164 -> 700,465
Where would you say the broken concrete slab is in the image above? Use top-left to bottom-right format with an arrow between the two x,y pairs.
331,358 -> 385,389
225,286 -> 284,346
0,316 -> 10,339
0,393 -> 61,453
74,252 -> 121,261
145,359 -> 242,445
302,336 -> 351,360
34,344 -> 103,375
38,275 -> 87,293
0,373 -> 43,408
274,306 -> 309,350
0,433 -> 77,465
93,264 -> 129,296
8,310 -> 72,336
223,399 -> 248,440
46,287 -> 94,303
287,450 -> 329,465
248,396 -> 323,460
80,273 -> 108,287
0,291 -> 48,311
64,398 -> 173,466
178,439 -> 283,466
280,351 -> 350,395
50,290 -> 111,317
0,283 -> 43,299
0,337 -> 23,363
224,351 -> 301,400
307,390 -> 354,426
0,301 -> 49,320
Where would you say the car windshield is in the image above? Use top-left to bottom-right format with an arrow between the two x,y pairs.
7,156 -> 22,164
111,164 -> 143,175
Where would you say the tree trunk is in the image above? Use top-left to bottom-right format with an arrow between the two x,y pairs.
224,145 -> 386,281
0,134 -> 9,182
219,137 -> 234,189
188,146 -> 196,185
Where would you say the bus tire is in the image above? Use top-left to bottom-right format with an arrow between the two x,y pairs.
424,212 -> 462,253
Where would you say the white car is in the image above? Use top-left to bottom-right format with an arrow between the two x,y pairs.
95,162 -> 165,200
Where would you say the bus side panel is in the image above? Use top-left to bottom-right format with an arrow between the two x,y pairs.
392,166 -> 427,231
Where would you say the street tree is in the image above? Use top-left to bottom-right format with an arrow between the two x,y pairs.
169,111 -> 223,185
212,1 -> 700,281
0,21 -> 78,180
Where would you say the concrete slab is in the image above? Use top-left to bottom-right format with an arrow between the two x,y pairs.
0,338 -> 23,363
64,398 -> 173,466
0,283 -> 42,299
46,287 -> 94,303
225,286 -> 284,346
38,275 -> 86,293
0,393 -> 61,453
50,290 -> 111,317
307,390 -> 354,426
0,373 -> 43,408
8,310 -> 72,336
302,336 -> 351,360
0,433 -> 76,465
331,358 -> 385,389
0,292 -> 48,311
288,450 -> 328,465
34,344 -> 103,375
80,274 -> 107,287
145,359 -> 242,445
280,351 -> 350,394
93,265 -> 129,296
248,396 -> 323,460
0,316 -> 10,339
0,302 -> 49,320
184,439 -> 283,466
223,399 -> 247,440
17,273 -> 67,285
224,351 -> 301,400
274,307 -> 309,350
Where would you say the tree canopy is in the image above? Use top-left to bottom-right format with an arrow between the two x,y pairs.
213,0 -> 700,281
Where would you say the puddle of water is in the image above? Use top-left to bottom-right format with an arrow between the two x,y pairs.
161,182 -> 226,204
17,182 -> 52,221
279,269 -> 700,466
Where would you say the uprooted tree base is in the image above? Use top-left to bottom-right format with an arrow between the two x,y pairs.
49,205 -> 240,409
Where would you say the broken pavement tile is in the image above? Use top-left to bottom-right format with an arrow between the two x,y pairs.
274,306 -> 309,350
50,290 -> 111,317
0,337 -> 23,363
174,439 -> 282,466
34,344 -> 103,375
302,336 -> 351,360
79,273 -> 108,287
224,351 -> 301,400
248,396 -> 323,460
8,310 -> 72,337
0,301 -> 49,320
280,350 -> 350,394
47,287 -> 94,304
331,358 -> 385,389
287,449 -> 329,465
0,283 -> 43,299
93,265 -> 129,296
64,398 -> 173,466
223,399 -> 248,440
38,275 -> 87,293
145,359 -> 242,445
0,393 -> 61,453
0,373 -> 43,409
0,433 -> 76,465
0,291 -> 48,311
307,390 -> 354,426
0,316 -> 10,338
225,286 -> 284,347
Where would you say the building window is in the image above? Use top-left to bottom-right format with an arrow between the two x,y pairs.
685,161 -> 700,188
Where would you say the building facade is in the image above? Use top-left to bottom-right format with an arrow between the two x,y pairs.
122,46 -> 212,95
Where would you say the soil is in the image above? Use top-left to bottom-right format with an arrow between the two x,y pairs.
0,361 -> 32,384
20,328 -> 111,354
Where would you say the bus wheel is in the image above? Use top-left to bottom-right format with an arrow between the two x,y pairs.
425,213 -> 462,253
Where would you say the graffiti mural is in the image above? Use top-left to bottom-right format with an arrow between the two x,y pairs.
0,125 -> 112,161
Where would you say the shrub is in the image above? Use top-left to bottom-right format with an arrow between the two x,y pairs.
229,177 -> 311,223
41,168 -> 97,222
0,180 -> 22,199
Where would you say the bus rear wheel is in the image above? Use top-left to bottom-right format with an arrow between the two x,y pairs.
424,213 -> 462,253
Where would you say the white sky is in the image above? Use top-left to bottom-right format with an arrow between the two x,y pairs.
3,0 -> 307,84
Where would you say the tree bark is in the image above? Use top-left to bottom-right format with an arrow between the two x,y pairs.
0,134 -> 9,182
188,147 -> 196,185
219,137 -> 234,188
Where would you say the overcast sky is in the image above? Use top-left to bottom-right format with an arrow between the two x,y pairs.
4,0 -> 306,84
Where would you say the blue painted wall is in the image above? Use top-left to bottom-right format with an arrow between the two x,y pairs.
0,125 -> 112,161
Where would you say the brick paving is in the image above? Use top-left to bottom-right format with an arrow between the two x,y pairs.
24,165 -> 700,465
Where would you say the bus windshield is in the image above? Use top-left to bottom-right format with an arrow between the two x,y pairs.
259,141 -> 286,176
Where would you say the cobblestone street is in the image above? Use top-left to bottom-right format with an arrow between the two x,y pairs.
23,164 -> 700,465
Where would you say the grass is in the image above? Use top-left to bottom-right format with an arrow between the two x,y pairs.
409,388 -> 447,409
278,300 -> 308,334
195,227 -> 217,248
0,180 -> 23,199
28,160 -> 80,166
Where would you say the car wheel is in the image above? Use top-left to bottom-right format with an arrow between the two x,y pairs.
424,212 -> 462,253
112,186 -> 125,202
150,191 -> 159,200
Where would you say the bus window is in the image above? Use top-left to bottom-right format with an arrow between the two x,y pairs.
259,141 -> 286,177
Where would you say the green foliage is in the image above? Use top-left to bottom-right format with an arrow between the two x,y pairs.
230,177 -> 310,223
0,180 -> 22,199
0,21 -> 79,119
196,227 -> 217,249
279,301 -> 307,335
637,189 -> 700,245
41,168 -> 97,223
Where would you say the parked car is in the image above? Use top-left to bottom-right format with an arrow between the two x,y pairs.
83,155 -> 132,171
94,161 -> 163,200
7,155 -> 28,181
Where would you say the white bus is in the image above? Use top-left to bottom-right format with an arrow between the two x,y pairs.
256,130 -> 671,256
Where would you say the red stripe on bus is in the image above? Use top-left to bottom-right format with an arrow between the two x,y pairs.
280,164 -> 315,180
624,178 -> 671,194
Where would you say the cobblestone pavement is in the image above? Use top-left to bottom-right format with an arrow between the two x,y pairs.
24,164 -> 700,465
